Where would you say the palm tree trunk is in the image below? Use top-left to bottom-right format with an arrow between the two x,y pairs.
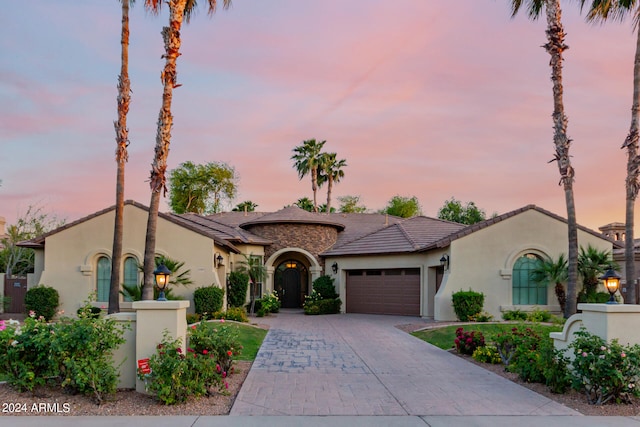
311,167 -> 318,212
142,0 -> 188,300
109,0 -> 131,314
544,0 -> 578,316
326,176 -> 333,214
622,26 -> 640,304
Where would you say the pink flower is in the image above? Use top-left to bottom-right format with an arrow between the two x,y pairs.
191,325 -> 197,330
0,320 -> 5,331
222,371 -> 227,378
220,318 -> 225,323
202,349 -> 208,355
224,381 -> 229,389
622,352 -> 627,358
582,352 -> 588,357
216,364 -> 221,373
29,310 -> 36,318
227,350 -> 233,356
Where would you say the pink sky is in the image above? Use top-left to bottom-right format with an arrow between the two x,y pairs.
0,1 -> 637,233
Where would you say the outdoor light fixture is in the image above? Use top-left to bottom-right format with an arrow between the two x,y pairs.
332,262 -> 338,274
154,263 -> 171,301
599,266 -> 621,304
215,253 -> 224,269
440,255 -> 450,270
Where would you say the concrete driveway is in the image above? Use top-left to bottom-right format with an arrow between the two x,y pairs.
230,311 -> 579,416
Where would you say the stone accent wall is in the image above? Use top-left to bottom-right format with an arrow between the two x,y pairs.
246,223 -> 338,266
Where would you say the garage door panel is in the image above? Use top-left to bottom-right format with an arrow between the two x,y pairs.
346,269 -> 420,316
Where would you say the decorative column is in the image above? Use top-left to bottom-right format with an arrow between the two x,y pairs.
132,300 -> 189,393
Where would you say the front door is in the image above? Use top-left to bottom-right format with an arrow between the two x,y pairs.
282,268 -> 300,308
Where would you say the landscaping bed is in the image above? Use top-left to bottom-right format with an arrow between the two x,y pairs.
0,360 -> 251,416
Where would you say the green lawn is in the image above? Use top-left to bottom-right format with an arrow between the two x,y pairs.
412,323 -> 563,350
231,323 -> 268,361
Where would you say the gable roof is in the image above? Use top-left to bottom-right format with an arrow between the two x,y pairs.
18,200 -> 241,253
322,216 -> 465,256
416,204 -> 621,252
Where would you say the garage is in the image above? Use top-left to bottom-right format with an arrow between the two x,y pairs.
346,268 -> 420,316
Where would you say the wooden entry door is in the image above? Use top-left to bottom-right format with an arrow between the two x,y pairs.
4,277 -> 28,313
281,268 -> 300,308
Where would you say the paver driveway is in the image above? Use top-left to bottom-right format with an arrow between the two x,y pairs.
230,311 -> 579,416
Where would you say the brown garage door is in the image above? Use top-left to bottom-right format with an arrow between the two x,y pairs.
346,268 -> 420,316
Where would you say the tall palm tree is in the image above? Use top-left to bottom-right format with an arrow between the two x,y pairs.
530,254 -> 568,313
580,0 -> 640,304
578,244 -> 617,298
141,0 -> 232,300
511,0 -> 579,317
291,139 -> 326,213
319,153 -> 347,214
237,254 -> 268,314
109,0 -> 135,314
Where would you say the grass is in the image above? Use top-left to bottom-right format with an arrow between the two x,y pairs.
412,323 -> 563,350
230,322 -> 268,361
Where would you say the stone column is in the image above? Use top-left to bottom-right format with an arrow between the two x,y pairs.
132,300 -> 189,393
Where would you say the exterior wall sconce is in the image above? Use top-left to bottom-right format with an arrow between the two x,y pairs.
331,262 -> 338,274
439,255 -> 450,270
215,253 -> 224,269
600,266 -> 621,304
154,263 -> 171,301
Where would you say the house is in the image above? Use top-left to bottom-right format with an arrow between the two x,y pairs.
19,201 -> 616,321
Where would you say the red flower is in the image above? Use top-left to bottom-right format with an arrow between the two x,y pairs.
227,350 -> 233,356
222,371 -> 227,378
191,325 -> 197,330
187,348 -> 195,353
216,364 -> 221,373
176,347 -> 182,354
202,349 -> 209,355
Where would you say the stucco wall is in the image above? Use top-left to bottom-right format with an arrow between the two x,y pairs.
36,204 -> 220,314
434,209 -> 614,321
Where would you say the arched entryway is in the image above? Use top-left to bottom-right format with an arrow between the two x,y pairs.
274,260 -> 308,308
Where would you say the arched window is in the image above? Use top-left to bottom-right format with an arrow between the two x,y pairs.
96,256 -> 111,303
123,256 -> 139,302
512,253 -> 546,305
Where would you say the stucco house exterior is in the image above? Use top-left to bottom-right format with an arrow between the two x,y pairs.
20,200 -> 616,321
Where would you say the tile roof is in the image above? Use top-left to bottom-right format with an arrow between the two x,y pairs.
322,216 -> 465,256
238,206 -> 346,230
176,213 -> 272,245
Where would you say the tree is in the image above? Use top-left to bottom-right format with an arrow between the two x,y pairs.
580,0 -> 640,304
168,161 -> 237,214
109,0 -> 135,314
121,254 -> 192,301
237,254 -> 268,314
380,195 -> 422,218
338,195 -> 367,213
578,245 -> 617,299
511,0 -> 579,317
437,197 -> 486,225
530,254 -> 568,313
294,197 -> 314,212
317,204 -> 336,213
0,205 -> 64,277
318,152 -> 347,214
233,201 -> 258,212
291,139 -> 326,213
142,0 -> 232,301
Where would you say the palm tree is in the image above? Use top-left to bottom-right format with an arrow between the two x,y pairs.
580,0 -> 639,304
578,244 -> 617,300
233,200 -> 258,212
108,0 -> 135,314
293,197 -> 314,212
142,0 -> 232,300
319,153 -> 347,214
291,139 -> 326,213
511,0 -> 579,317
237,254 -> 268,314
530,254 -> 568,313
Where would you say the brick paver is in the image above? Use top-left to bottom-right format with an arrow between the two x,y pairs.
230,311 -> 579,416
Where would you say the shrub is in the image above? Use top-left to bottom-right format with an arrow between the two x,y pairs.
189,321 -> 242,374
24,285 -> 59,321
143,333 -> 221,405
470,311 -> 493,322
77,306 -> 102,319
312,275 -> 338,300
454,327 -> 485,355
569,329 -> 640,404
472,345 -> 502,364
193,286 -> 225,317
526,308 -> 552,323
227,271 -> 249,308
303,291 -> 341,315
451,289 -> 484,321
259,292 -> 280,314
502,309 -> 527,321
186,313 -> 202,324
210,307 -> 248,323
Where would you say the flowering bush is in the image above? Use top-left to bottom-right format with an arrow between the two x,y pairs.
259,291 -> 281,314
570,329 -> 640,405
188,320 -> 242,375
143,333 -> 221,405
472,345 -> 502,364
454,327 -> 485,355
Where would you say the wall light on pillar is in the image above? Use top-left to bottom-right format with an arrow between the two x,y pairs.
600,266 -> 621,304
154,263 -> 171,301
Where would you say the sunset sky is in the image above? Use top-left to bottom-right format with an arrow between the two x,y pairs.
1,1 -> 637,232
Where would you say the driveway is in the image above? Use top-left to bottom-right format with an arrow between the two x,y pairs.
230,311 -> 579,416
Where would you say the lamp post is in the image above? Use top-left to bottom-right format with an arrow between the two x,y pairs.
154,263 -> 171,301
599,267 -> 621,304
